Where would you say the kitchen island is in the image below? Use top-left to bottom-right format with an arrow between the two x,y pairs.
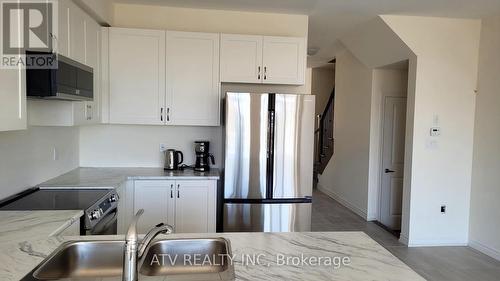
0,210 -> 425,281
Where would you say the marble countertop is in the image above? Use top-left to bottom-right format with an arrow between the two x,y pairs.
0,221 -> 426,281
39,167 -> 221,188
0,210 -> 83,281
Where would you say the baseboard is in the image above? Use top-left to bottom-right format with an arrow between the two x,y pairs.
399,233 -> 409,245
469,240 -> 500,261
407,239 -> 468,247
317,184 -> 368,220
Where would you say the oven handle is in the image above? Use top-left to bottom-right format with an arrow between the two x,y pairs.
91,208 -> 118,234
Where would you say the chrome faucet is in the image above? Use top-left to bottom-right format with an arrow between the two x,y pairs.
123,209 -> 174,281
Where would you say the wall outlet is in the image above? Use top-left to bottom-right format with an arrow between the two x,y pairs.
441,205 -> 446,214
52,147 -> 58,161
159,144 -> 167,152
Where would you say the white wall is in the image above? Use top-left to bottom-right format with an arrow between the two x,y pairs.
74,0 -> 113,24
0,127 -> 79,199
322,15 -> 481,246
79,125 -> 222,168
367,67 -> 408,220
311,67 -> 335,116
112,4 -> 308,37
469,13 -> 500,260
317,49 -> 373,219
382,16 -> 481,246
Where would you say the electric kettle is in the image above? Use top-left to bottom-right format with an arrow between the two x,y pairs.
164,149 -> 184,170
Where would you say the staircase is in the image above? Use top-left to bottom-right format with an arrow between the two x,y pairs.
313,88 -> 335,187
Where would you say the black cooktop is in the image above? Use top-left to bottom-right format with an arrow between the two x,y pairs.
0,189 -> 110,210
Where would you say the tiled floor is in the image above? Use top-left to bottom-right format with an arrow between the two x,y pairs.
311,190 -> 500,281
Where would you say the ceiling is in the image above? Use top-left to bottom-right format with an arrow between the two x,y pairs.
111,0 -> 500,67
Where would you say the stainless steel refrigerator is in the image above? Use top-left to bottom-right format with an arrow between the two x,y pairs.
223,92 -> 315,232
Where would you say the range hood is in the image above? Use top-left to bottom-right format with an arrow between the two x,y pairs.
26,52 -> 94,101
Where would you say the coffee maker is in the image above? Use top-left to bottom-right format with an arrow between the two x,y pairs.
194,141 -> 215,172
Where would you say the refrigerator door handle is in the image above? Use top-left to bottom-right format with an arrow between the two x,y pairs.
266,109 -> 275,199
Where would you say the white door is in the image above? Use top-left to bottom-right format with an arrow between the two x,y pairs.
175,180 -> 217,233
220,34 -> 263,83
166,31 -> 220,126
109,28 -> 166,125
380,97 -> 407,230
134,180 -> 175,234
68,2 -> 86,64
262,36 -> 306,85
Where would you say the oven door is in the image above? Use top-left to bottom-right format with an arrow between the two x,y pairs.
87,208 -> 118,235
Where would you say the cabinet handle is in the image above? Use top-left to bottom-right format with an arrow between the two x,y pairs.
160,107 -> 164,122
258,66 -> 261,80
170,184 -> 173,198
167,108 -> 170,122
177,184 -> 180,198
264,66 -> 267,80
87,105 -> 92,120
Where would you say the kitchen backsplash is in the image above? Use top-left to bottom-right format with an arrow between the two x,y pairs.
0,126 -> 79,199
79,124 -> 222,168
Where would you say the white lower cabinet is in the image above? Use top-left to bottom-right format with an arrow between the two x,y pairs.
133,180 -> 175,234
133,179 -> 217,234
174,180 -> 217,233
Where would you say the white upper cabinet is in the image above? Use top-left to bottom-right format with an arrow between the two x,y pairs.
56,0 -> 70,57
68,1 -> 87,64
220,34 -> 262,83
0,68 -> 26,131
75,16 -> 101,125
108,28 -> 166,125
166,31 -> 220,126
262,36 -> 306,85
0,8 -> 26,131
220,34 -> 306,85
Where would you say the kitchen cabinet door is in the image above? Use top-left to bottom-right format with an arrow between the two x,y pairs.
134,180 -> 175,234
68,1 -> 86,64
0,68 -> 26,131
166,31 -> 220,126
56,0 -> 70,57
0,8 -> 26,132
174,180 -> 217,233
74,17 -> 101,125
109,28 -> 166,125
262,36 -> 306,85
220,34 -> 263,83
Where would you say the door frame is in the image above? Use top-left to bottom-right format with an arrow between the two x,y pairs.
377,96 -> 407,231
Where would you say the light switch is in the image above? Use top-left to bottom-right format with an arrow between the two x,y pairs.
430,127 -> 441,137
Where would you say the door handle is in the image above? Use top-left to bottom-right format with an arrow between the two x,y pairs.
264,66 -> 267,80
170,184 -> 173,198
258,66 -> 261,80
385,169 -> 395,173
160,107 -> 164,122
167,108 -> 170,122
177,184 -> 180,198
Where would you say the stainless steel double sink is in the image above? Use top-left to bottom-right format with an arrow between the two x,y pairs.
28,238 -> 235,280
